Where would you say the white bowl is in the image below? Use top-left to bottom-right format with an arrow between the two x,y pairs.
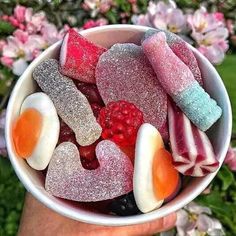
5,25 -> 232,226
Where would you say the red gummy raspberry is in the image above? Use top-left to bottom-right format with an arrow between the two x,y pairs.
98,100 -> 144,146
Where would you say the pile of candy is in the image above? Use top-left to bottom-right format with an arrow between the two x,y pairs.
11,28 -> 222,216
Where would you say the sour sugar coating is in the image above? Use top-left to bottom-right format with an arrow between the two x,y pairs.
33,59 -> 102,146
143,29 -> 202,85
45,141 -> 133,202
142,32 -> 222,131
168,100 -> 219,177
96,43 -> 168,139
60,29 -> 107,84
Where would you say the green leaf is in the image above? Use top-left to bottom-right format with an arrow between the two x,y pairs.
0,20 -> 15,35
217,165 -> 235,191
196,192 -> 236,233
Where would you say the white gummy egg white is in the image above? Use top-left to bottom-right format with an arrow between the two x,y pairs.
133,123 -> 164,213
20,92 -> 60,170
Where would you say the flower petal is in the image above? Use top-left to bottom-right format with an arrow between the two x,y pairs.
12,59 -> 28,76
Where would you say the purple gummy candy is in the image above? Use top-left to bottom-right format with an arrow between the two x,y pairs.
45,140 -> 133,202
142,32 -> 195,96
96,43 -> 168,139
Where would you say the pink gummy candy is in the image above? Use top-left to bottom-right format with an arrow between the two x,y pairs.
142,32 -> 195,96
60,29 -> 107,84
168,100 -> 219,177
45,140 -> 133,202
96,43 -> 168,139
167,35 -> 203,85
161,30 -> 202,85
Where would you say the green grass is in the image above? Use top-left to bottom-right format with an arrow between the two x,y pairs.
0,54 -> 235,236
216,54 -> 236,133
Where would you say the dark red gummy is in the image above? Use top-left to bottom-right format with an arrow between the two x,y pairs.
58,120 -> 77,146
91,103 -> 103,118
75,81 -> 104,106
58,120 -> 100,170
98,100 -> 144,146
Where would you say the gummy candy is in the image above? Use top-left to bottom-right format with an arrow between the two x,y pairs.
33,59 -> 102,146
75,81 -> 104,106
152,148 -> 180,199
13,92 -> 60,170
142,32 -> 222,131
168,100 -> 219,176
133,123 -> 164,213
96,43 -> 168,139
144,29 -> 203,85
98,100 -> 144,146
60,29 -> 107,83
45,140 -> 133,202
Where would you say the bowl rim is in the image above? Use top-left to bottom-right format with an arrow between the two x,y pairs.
5,24 -> 232,226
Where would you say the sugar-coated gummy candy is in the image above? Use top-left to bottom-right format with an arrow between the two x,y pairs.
168,100 -> 219,177
60,29 -> 107,84
98,100 -> 144,147
13,92 -> 59,170
33,59 -> 102,146
142,32 -> 222,131
96,43 -> 168,139
45,141 -> 133,202
133,123 -> 164,213
143,29 -> 203,85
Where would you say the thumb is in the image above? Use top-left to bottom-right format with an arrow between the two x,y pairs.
116,212 -> 177,236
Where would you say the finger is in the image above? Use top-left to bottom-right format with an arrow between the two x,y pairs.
109,213 -> 177,236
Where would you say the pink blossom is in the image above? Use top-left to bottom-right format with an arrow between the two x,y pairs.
132,1 -> 186,33
198,44 -> 225,64
12,58 -> 28,76
226,19 -> 234,35
25,9 -> 47,33
83,0 -> 112,17
83,18 -> 108,29
41,23 -> 60,45
13,29 -> 29,43
0,56 -> 13,68
224,146 -> 236,171
8,16 -> 19,27
0,40 -> 6,52
188,7 -> 229,64
1,15 -> 9,21
14,5 -> 26,23
214,12 -> 224,22
0,110 -> 7,157
131,14 -> 151,26
176,202 -> 225,236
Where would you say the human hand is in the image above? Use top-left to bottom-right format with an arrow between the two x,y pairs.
18,193 -> 176,236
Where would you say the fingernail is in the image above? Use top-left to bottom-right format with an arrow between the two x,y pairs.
163,213 -> 177,229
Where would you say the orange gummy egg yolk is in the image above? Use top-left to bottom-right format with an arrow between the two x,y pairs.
12,108 -> 43,159
152,148 -> 179,200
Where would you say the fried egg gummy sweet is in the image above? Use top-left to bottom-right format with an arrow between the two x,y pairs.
33,59 -> 102,146
142,32 -> 222,131
134,123 -> 180,213
45,140 -> 133,202
12,92 -> 60,170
